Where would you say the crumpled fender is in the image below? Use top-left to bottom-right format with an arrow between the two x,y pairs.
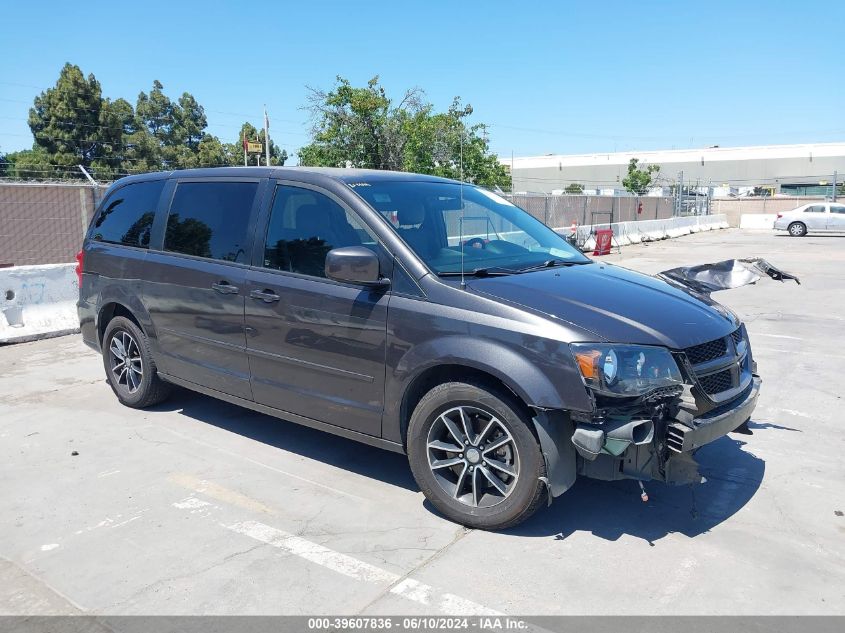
658,258 -> 800,295
533,410 -> 577,500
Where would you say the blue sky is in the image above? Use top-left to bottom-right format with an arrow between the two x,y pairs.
1,0 -> 843,159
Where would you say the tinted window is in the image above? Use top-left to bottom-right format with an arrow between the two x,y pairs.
830,205 -> 845,214
164,182 -> 257,263
351,181 -> 589,274
90,180 -> 164,247
806,205 -> 826,213
263,185 -> 376,278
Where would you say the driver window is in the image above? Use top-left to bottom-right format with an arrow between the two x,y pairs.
263,185 -> 377,278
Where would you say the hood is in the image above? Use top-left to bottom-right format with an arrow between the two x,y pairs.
467,262 -> 738,349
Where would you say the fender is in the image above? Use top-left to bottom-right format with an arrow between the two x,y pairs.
384,334 -> 593,444
95,282 -> 159,353
533,410 -> 577,499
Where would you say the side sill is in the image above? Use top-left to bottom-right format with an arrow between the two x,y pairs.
157,372 -> 406,455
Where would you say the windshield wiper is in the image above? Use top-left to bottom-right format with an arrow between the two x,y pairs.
517,259 -> 592,272
437,267 -> 520,277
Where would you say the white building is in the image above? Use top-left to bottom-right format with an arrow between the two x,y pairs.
504,142 -> 845,196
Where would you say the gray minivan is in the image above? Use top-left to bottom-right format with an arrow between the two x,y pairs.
77,167 -> 760,529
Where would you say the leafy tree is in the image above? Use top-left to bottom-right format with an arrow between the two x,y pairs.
622,158 -> 660,195
27,63 -> 109,177
300,76 -> 509,188
564,183 -> 584,194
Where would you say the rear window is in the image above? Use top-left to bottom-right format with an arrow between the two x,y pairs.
90,180 -> 164,248
164,181 -> 258,263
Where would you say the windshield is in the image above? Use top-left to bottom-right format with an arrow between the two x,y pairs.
349,180 -> 590,274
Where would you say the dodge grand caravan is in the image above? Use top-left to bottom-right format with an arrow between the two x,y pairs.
78,167 -> 761,529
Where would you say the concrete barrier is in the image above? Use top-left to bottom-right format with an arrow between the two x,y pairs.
0,264 -> 79,344
557,214 -> 729,253
739,214 -> 777,229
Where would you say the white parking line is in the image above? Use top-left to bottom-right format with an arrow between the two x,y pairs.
226,520 -> 397,584
225,520 -> 502,615
753,333 -> 802,340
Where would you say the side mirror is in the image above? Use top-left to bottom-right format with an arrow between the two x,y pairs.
325,246 -> 390,287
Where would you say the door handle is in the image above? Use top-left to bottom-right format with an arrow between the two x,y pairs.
250,289 -> 281,303
211,281 -> 239,295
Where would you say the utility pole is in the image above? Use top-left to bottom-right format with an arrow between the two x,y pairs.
834,171 -> 838,202
511,151 -> 515,195
676,170 -> 684,216
243,129 -> 247,167
264,106 -> 271,167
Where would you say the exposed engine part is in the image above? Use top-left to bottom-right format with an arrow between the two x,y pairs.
659,257 -> 799,295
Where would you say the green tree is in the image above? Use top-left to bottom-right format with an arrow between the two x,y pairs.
622,158 -> 660,195
299,76 -> 509,188
564,183 -> 584,193
27,63 -> 110,178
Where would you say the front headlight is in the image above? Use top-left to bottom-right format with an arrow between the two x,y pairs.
570,343 -> 683,397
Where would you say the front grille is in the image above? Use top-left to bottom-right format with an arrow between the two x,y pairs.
685,337 -> 727,364
684,328 -> 748,399
698,369 -> 733,394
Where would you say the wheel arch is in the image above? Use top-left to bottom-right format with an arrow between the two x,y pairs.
95,289 -> 157,350
395,336 -> 576,448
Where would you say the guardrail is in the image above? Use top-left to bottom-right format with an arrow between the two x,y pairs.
0,264 -> 79,344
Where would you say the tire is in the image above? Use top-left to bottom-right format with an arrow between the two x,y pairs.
788,222 -> 807,237
102,316 -> 171,408
407,381 -> 547,530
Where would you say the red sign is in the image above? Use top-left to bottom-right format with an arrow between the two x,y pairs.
593,229 -> 613,256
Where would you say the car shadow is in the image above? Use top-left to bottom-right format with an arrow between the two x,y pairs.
775,233 -> 845,238
504,433 -> 766,545
149,388 -> 418,493
152,389 -> 771,544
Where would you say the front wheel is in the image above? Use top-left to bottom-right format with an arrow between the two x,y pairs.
102,316 -> 171,408
788,222 -> 807,237
407,381 -> 547,530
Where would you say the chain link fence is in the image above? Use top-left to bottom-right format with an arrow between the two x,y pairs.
0,181 -> 99,266
503,193 -> 679,229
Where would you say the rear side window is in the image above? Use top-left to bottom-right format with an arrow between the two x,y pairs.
164,181 -> 257,263
90,180 -> 164,247
806,205 -> 826,213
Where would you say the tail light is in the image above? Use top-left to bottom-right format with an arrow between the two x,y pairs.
75,250 -> 84,288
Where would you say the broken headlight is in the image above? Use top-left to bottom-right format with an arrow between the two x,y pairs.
571,343 -> 683,397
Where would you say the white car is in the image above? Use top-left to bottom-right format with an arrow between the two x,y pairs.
774,202 -> 845,236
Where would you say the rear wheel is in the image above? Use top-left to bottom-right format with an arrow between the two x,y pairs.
407,381 -> 547,530
102,316 -> 171,408
788,221 -> 807,237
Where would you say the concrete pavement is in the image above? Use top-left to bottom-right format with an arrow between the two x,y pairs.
1,229 -> 843,616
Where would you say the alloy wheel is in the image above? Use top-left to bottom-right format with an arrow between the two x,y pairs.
426,405 -> 520,508
109,330 -> 143,394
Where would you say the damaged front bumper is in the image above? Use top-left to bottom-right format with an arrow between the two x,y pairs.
567,376 -> 761,488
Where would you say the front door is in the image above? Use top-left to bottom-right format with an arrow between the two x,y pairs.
244,183 -> 389,436
143,178 -> 263,400
803,204 -> 828,232
827,204 -> 845,231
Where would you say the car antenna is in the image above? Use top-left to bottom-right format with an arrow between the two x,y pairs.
460,130 -> 466,290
